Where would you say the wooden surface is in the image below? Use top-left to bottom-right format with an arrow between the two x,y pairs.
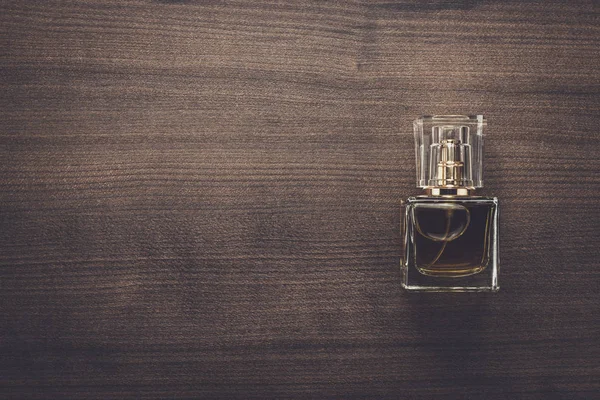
1,1 -> 599,398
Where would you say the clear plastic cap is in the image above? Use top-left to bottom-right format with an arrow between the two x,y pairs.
413,115 -> 486,189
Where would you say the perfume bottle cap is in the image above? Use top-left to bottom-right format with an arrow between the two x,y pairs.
413,115 -> 486,189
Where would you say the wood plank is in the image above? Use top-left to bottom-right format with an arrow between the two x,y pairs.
1,1 -> 599,398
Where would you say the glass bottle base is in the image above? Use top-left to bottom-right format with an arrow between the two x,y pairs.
400,282 -> 499,293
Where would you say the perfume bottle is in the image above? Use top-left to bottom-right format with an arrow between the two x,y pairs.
401,115 -> 499,292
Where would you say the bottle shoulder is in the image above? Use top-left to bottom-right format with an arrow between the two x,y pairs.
406,196 -> 498,205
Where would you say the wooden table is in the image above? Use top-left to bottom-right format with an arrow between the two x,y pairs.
1,1 -> 598,398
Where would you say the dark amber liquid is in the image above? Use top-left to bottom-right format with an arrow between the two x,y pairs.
413,202 -> 493,277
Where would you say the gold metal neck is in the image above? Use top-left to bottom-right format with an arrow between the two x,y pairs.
426,187 -> 473,196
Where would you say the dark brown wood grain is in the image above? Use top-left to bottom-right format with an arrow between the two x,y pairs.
1,1 -> 599,398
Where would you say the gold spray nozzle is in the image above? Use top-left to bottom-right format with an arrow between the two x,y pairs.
435,139 -> 464,187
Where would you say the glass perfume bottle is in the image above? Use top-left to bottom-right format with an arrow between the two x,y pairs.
401,115 -> 499,292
